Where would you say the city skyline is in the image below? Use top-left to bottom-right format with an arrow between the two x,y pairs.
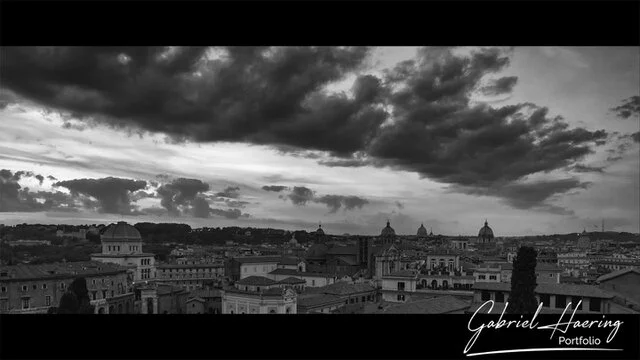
1,46 -> 639,236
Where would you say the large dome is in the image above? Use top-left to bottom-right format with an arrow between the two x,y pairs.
478,220 -> 494,239
381,220 -> 396,237
101,221 -> 141,242
417,223 -> 428,237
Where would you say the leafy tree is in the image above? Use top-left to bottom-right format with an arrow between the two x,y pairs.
55,277 -> 95,314
508,246 -> 538,314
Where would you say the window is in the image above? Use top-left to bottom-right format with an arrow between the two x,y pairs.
45,296 -> 51,306
1,286 -> 6,293
102,290 -> 107,299
362,296 -> 366,302
549,273 -> 554,278
22,298 -> 30,309
92,291 -> 97,300
489,275 -> 497,281
60,282 -> 66,290
397,294 -> 405,301
311,280 -> 315,286
349,298 -> 355,304
590,298 -> 601,312
573,297 -> 583,310
92,279 -> 96,285
495,292 -> 505,303
397,282 -> 406,291
32,284 -> 37,290
478,275 -> 486,280
556,295 -> 567,308
22,285 -> 27,291
481,291 -> 491,301
540,294 -> 550,307
0,300 -> 7,311
256,287 -> 261,292
111,290 -> 114,297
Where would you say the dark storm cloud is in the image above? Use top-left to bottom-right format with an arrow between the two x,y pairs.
1,46 -> 376,156
284,185 -> 369,212
156,177 -> 210,216
451,178 -> 591,215
215,186 -> 240,198
610,96 -> 640,119
570,164 -> 605,173
287,186 -> 315,206
2,47 -> 610,211
47,175 -> 58,181
0,169 -> 77,212
261,185 -> 289,192
210,208 -> 248,219
481,76 -> 518,96
192,196 -> 212,218
35,174 -> 44,185
54,176 -> 147,214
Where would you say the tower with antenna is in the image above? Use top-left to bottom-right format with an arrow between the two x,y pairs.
602,219 -> 605,233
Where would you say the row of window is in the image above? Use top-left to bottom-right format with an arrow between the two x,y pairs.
481,291 -> 601,312
3,282 -> 66,293
141,259 -> 151,266
477,275 -> 498,280
140,268 -> 152,279
347,294 -> 374,304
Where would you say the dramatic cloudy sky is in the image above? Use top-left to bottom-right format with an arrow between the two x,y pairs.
1,46 -> 638,236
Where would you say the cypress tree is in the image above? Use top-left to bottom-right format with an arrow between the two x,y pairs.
508,246 -> 538,313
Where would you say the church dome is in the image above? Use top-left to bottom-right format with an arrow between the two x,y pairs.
478,220 -> 494,239
381,220 -> 396,237
316,224 -> 325,236
417,223 -> 428,237
101,221 -> 141,242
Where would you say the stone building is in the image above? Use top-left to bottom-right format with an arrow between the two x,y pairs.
222,276 -> 298,314
0,261 -> 133,314
90,222 -> 156,282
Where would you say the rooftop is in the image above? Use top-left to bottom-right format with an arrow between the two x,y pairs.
472,282 -> 614,299
382,296 -> 471,314
0,261 -> 128,281
313,281 -> 376,296
596,268 -> 640,283
236,276 -> 278,286
297,293 -> 344,308
278,277 -> 306,285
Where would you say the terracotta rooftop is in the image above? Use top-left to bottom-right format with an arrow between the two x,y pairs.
316,281 -> 376,296
0,261 -> 128,281
278,277 -> 306,285
297,293 -> 344,308
382,296 -> 471,314
236,276 -> 278,286
268,268 -> 333,277
472,282 -> 614,299
596,268 -> 640,283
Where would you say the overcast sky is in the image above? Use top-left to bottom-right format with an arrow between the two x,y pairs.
0,46 -> 638,236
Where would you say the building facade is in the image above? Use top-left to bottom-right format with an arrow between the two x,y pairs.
90,222 -> 156,282
0,261 -> 132,314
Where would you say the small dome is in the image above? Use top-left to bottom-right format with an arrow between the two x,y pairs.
381,220 -> 396,237
417,224 -> 428,237
101,221 -> 141,242
478,220 -> 494,239
316,224 -> 325,236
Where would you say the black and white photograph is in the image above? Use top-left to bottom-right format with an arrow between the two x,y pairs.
0,1 -> 639,359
